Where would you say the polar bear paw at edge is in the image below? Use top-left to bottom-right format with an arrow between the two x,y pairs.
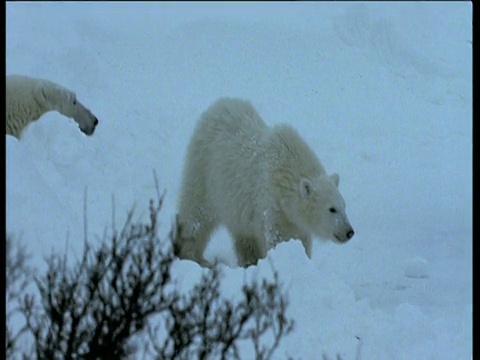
6,74 -> 99,139
175,97 -> 354,268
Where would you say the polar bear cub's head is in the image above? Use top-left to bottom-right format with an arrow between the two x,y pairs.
269,124 -> 354,244
290,173 -> 355,243
42,82 -> 99,136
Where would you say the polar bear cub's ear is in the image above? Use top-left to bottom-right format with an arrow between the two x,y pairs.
300,178 -> 313,198
330,173 -> 340,187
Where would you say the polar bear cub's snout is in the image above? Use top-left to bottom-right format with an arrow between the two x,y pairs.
334,228 -> 355,243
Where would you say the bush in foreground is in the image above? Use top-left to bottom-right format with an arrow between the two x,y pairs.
6,192 -> 294,359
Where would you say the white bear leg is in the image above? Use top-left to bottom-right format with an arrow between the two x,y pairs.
175,212 -> 217,268
176,131 -> 219,267
300,237 -> 313,258
233,236 -> 267,268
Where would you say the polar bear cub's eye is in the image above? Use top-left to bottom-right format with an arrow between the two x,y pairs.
329,207 -> 337,213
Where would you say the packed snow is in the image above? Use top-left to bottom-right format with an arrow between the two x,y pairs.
6,2 -> 472,359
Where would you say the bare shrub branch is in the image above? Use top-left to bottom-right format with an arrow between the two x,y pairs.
148,264 -> 294,360
15,193 -> 174,359
7,188 -> 295,359
6,235 -> 33,358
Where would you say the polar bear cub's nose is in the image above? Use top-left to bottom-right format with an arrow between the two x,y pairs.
346,229 -> 355,240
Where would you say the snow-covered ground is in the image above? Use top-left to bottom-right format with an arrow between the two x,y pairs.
6,2 -> 472,359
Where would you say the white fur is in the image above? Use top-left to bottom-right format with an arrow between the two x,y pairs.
176,98 -> 354,267
6,75 -> 98,138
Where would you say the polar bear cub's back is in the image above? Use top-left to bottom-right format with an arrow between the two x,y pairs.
202,99 -> 270,229
192,97 -> 268,155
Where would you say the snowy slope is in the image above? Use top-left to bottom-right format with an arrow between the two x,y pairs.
6,2 -> 472,359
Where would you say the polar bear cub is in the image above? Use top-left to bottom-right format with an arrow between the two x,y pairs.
175,98 -> 354,267
6,75 -> 99,138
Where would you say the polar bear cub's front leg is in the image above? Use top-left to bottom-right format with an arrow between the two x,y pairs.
233,235 -> 268,268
